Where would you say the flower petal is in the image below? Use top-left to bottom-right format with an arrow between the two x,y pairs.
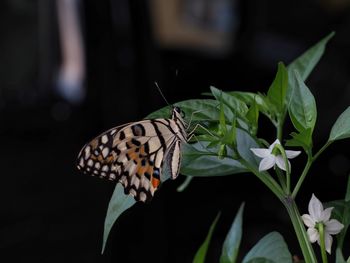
275,155 -> 288,171
301,214 -> 315,228
320,207 -> 333,222
325,219 -> 344,235
324,233 -> 333,254
308,194 -> 323,222
285,150 -> 301,159
259,155 -> 276,171
250,148 -> 271,158
307,227 -> 319,243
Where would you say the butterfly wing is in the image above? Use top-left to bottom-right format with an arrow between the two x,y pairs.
77,119 -> 182,202
163,140 -> 182,181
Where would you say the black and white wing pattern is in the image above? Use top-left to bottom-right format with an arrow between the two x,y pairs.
77,107 -> 188,202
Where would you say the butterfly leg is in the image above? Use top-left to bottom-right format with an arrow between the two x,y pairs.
186,110 -> 203,128
187,123 -> 215,142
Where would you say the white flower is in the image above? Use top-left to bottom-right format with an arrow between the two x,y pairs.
301,194 -> 344,254
250,139 -> 301,172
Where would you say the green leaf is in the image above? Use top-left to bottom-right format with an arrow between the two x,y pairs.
228,91 -> 276,125
181,128 -> 260,176
288,70 -> 317,132
267,62 -> 288,113
346,175 -> 350,202
245,259 -> 275,263
222,118 -> 237,147
246,100 -> 259,135
236,128 -> 260,169
229,91 -> 270,115
329,107 -> 350,141
285,128 -> 312,150
102,184 -> 136,253
286,32 -> 334,105
242,232 -> 292,263
336,248 -> 347,263
146,99 -> 234,123
287,32 -> 334,83
219,98 -> 228,135
181,142 -> 248,177
193,212 -> 221,263
210,86 -> 249,116
220,203 -> 245,263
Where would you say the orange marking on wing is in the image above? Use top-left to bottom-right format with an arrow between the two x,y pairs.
97,155 -> 105,162
146,166 -> 154,177
90,152 -> 115,164
137,164 -> 148,176
139,145 -> 146,156
151,177 -> 160,188
105,155 -> 115,163
128,150 -> 138,161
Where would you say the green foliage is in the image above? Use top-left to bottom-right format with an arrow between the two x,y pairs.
220,203 -> 245,263
346,174 -> 350,202
210,86 -> 248,117
329,107 -> 350,141
285,128 -> 313,151
180,127 -> 261,177
242,232 -> 292,263
181,142 -> 247,176
336,248 -> 345,263
193,213 -> 221,263
335,248 -> 349,263
193,204 -> 292,263
286,32 -> 335,106
267,62 -> 288,115
287,32 -> 334,83
100,32 -> 350,263
229,91 -> 272,121
245,100 -> 259,135
288,70 -> 317,134
102,184 -> 136,253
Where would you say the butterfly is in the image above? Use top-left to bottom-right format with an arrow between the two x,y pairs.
77,106 -> 188,202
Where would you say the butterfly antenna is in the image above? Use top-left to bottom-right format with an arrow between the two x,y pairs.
154,81 -> 172,107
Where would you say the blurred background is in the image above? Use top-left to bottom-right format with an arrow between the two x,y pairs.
1,0 -> 350,262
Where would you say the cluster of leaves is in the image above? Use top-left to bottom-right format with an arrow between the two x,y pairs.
192,176 -> 350,263
193,204 -> 293,263
147,32 -> 346,178
100,32 -> 350,262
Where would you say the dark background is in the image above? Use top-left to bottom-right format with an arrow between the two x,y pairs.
1,0 -> 350,262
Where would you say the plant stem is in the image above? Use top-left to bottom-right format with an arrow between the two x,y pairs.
275,144 -> 291,194
277,118 -> 284,141
283,197 -> 317,263
292,156 -> 312,199
177,176 -> 193,192
318,223 -> 328,263
292,141 -> 332,199
276,168 -> 287,193
312,141 -> 332,162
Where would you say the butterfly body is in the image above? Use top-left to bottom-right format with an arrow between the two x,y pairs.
77,107 -> 187,202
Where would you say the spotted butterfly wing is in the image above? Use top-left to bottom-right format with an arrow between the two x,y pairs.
77,107 -> 188,202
